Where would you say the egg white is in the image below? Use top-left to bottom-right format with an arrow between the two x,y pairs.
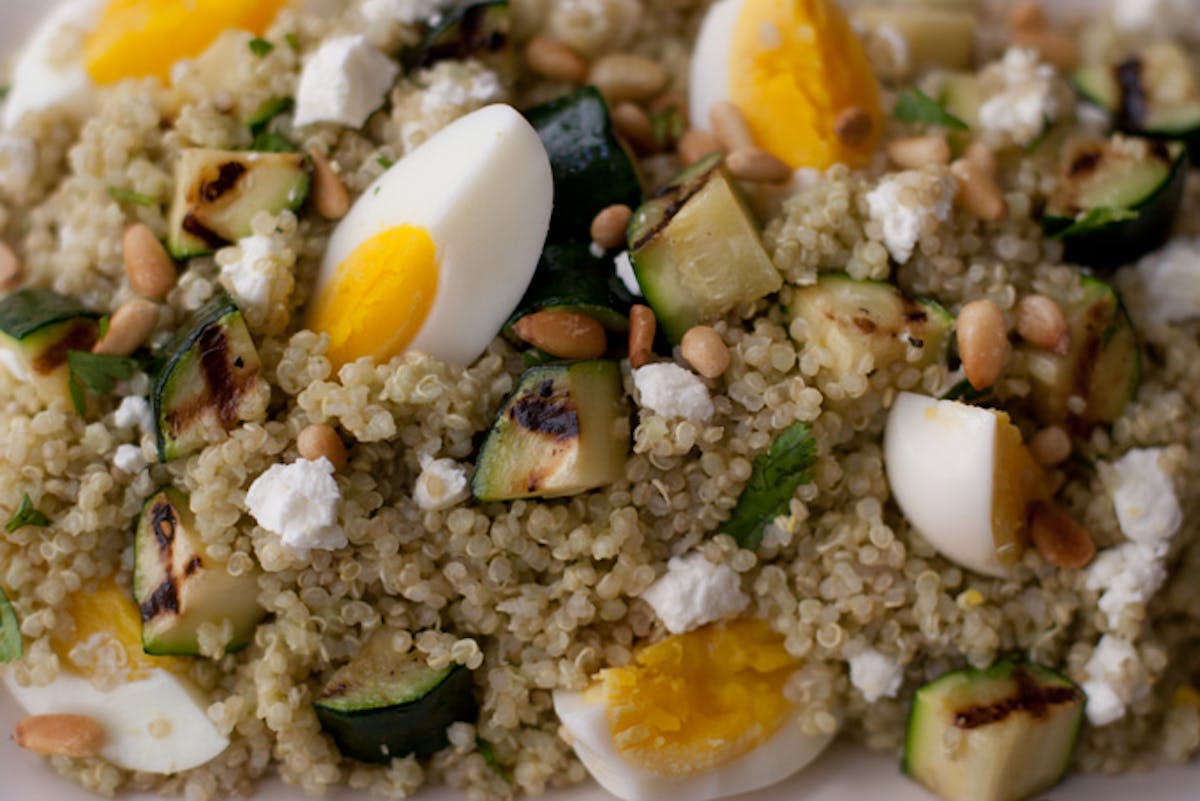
687,0 -> 739,139
553,688 -> 835,801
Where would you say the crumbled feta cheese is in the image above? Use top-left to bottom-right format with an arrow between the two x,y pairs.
113,444 -> 147,474
848,648 -> 905,702
246,459 -> 347,553
977,48 -> 1063,147
640,552 -> 749,634
217,234 -> 294,332
1108,448 -> 1182,546
1133,237 -> 1200,323
613,250 -> 641,297
294,35 -> 399,128
413,456 -> 470,511
633,363 -> 714,422
113,396 -> 152,433
1086,542 -> 1168,629
1082,635 -> 1147,726
865,170 -> 956,264
360,0 -> 447,26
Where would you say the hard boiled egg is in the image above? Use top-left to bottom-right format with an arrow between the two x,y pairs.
884,392 -> 1048,577
306,104 -> 553,368
553,619 -> 835,801
689,0 -> 883,169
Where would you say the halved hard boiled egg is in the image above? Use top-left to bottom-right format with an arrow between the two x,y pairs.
306,104 -> 553,368
553,618 -> 835,801
689,0 -> 883,169
884,392 -> 1048,577
3,579 -> 228,773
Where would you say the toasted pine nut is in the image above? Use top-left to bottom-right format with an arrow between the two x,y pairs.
956,299 -> 1010,391
610,102 -> 658,154
1015,294 -> 1069,355
1029,426 -> 1071,467
524,36 -> 588,84
834,106 -> 873,146
0,239 -> 22,291
1029,501 -> 1096,569
297,423 -> 348,472
710,101 -> 755,153
513,311 -> 607,361
590,204 -> 632,251
680,325 -> 731,379
1013,29 -> 1078,70
628,304 -> 656,369
950,158 -> 1008,222
886,135 -> 951,169
14,714 -> 105,758
588,54 -> 667,104
308,149 -> 350,221
93,299 -> 159,357
725,148 -> 792,184
1007,1 -> 1047,33
677,129 -> 721,166
963,141 -> 997,177
122,224 -> 177,301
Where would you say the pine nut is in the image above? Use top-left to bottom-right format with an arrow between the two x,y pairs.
628,304 -> 656,369
524,36 -> 588,84
956,299 -> 1010,391
950,158 -> 1008,222
963,141 -> 997,177
834,106 -> 873,146
680,325 -> 731,379
590,204 -> 632,251
610,102 -> 658,154
308,149 -> 350,221
1007,1 -> 1046,33
710,101 -> 755,153
93,299 -> 159,357
725,148 -> 792,184
1013,29 -> 1078,70
1029,426 -> 1071,467
513,311 -> 607,361
0,239 -> 22,291
588,54 -> 667,104
1029,501 -> 1096,570
678,129 -> 721,166
886,135 -> 951,169
122,224 -> 177,301
297,423 -> 348,472
14,714 -> 105,758
1015,294 -> 1069,355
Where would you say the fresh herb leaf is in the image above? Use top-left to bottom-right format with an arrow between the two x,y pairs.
6,493 -> 50,533
1051,207 -> 1140,238
376,155 -> 395,169
941,377 -> 991,404
107,186 -> 156,207
249,37 -> 275,57
66,350 -> 140,415
718,421 -> 817,550
285,32 -> 300,52
893,87 -> 969,131
0,587 -> 20,663
248,96 -> 294,135
251,131 -> 297,153
476,738 -> 511,783
649,106 -> 684,149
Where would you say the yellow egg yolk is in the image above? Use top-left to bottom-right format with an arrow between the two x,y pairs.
84,0 -> 287,84
308,225 -> 440,370
728,0 -> 882,169
991,411 -> 1048,566
595,618 -> 795,778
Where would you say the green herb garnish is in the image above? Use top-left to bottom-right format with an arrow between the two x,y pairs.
285,32 -> 300,52
250,131 -> 297,153
718,421 -> 817,550
249,37 -> 275,57
941,377 -> 991,404
649,106 -> 685,149
248,96 -> 294,135
376,155 -> 395,169
0,587 -> 20,663
1051,207 -> 1140,238
476,738 -> 511,783
6,493 -> 50,533
98,315 -> 111,340
107,186 -> 157,207
893,87 -> 969,131
67,350 -> 140,415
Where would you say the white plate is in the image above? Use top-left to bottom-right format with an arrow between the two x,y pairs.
0,1 -> 1195,799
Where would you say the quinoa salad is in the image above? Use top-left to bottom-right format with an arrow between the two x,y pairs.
0,1 -> 1198,800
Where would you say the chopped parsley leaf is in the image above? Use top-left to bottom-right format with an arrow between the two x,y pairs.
718,422 -> 817,550
107,186 -> 157,207
67,351 -> 140,415
285,33 -> 300,52
249,38 -> 275,57
6,494 -> 50,533
893,87 -> 969,131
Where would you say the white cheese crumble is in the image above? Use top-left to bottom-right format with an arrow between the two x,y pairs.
640,552 -> 749,634
113,444 -> 147,474
113,396 -> 152,434
1082,635 -> 1147,726
360,0 -> 447,25
977,48 -> 1063,147
865,170 -> 956,264
1107,448 -> 1182,546
246,459 -> 347,553
216,234 -> 293,332
632,363 -> 714,423
413,456 -> 471,511
1086,542 -> 1168,629
613,250 -> 641,297
1133,237 -> 1200,324
848,648 -> 905,703
294,35 -> 400,129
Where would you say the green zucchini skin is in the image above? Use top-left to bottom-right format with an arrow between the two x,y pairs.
0,289 -> 101,401
0,587 -> 21,663
505,242 -> 637,336
0,289 -> 99,341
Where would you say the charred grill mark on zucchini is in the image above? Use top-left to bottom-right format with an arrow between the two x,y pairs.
139,497 -> 182,619
162,320 -> 259,441
30,321 -> 98,374
198,161 -> 248,204
952,667 -> 1084,729
181,213 -> 231,251
630,160 -> 720,252
1115,57 -> 1149,131
139,575 -> 180,619
151,499 -> 177,552
508,379 -> 579,441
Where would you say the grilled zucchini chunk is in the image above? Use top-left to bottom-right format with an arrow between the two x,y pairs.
472,360 -> 629,501
152,293 -> 266,462
167,148 -> 310,259
404,0 -> 513,78
902,659 -> 1085,801
134,487 -> 264,656
1043,135 -> 1186,270
314,629 -> 479,764
505,242 -> 636,336
0,289 -> 100,403
628,152 -> 782,343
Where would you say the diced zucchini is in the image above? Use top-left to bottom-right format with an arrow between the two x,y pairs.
403,1 -> 513,78
167,149 -> 310,259
902,659 -> 1085,801
526,87 -> 642,244
940,72 -> 985,131
0,289 -> 100,403
505,242 -> 636,336
628,153 -> 782,343
1043,135 -> 1186,270
472,360 -> 629,501
314,629 -> 479,763
152,292 -> 264,462
853,6 -> 976,71
1019,276 -> 1140,430
0,587 -> 21,663
788,274 -> 953,378
133,487 -> 264,656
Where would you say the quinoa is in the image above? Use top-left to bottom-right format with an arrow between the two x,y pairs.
0,1 -> 1198,799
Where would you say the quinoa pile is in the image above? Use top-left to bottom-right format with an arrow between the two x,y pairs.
0,1 -> 1198,799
